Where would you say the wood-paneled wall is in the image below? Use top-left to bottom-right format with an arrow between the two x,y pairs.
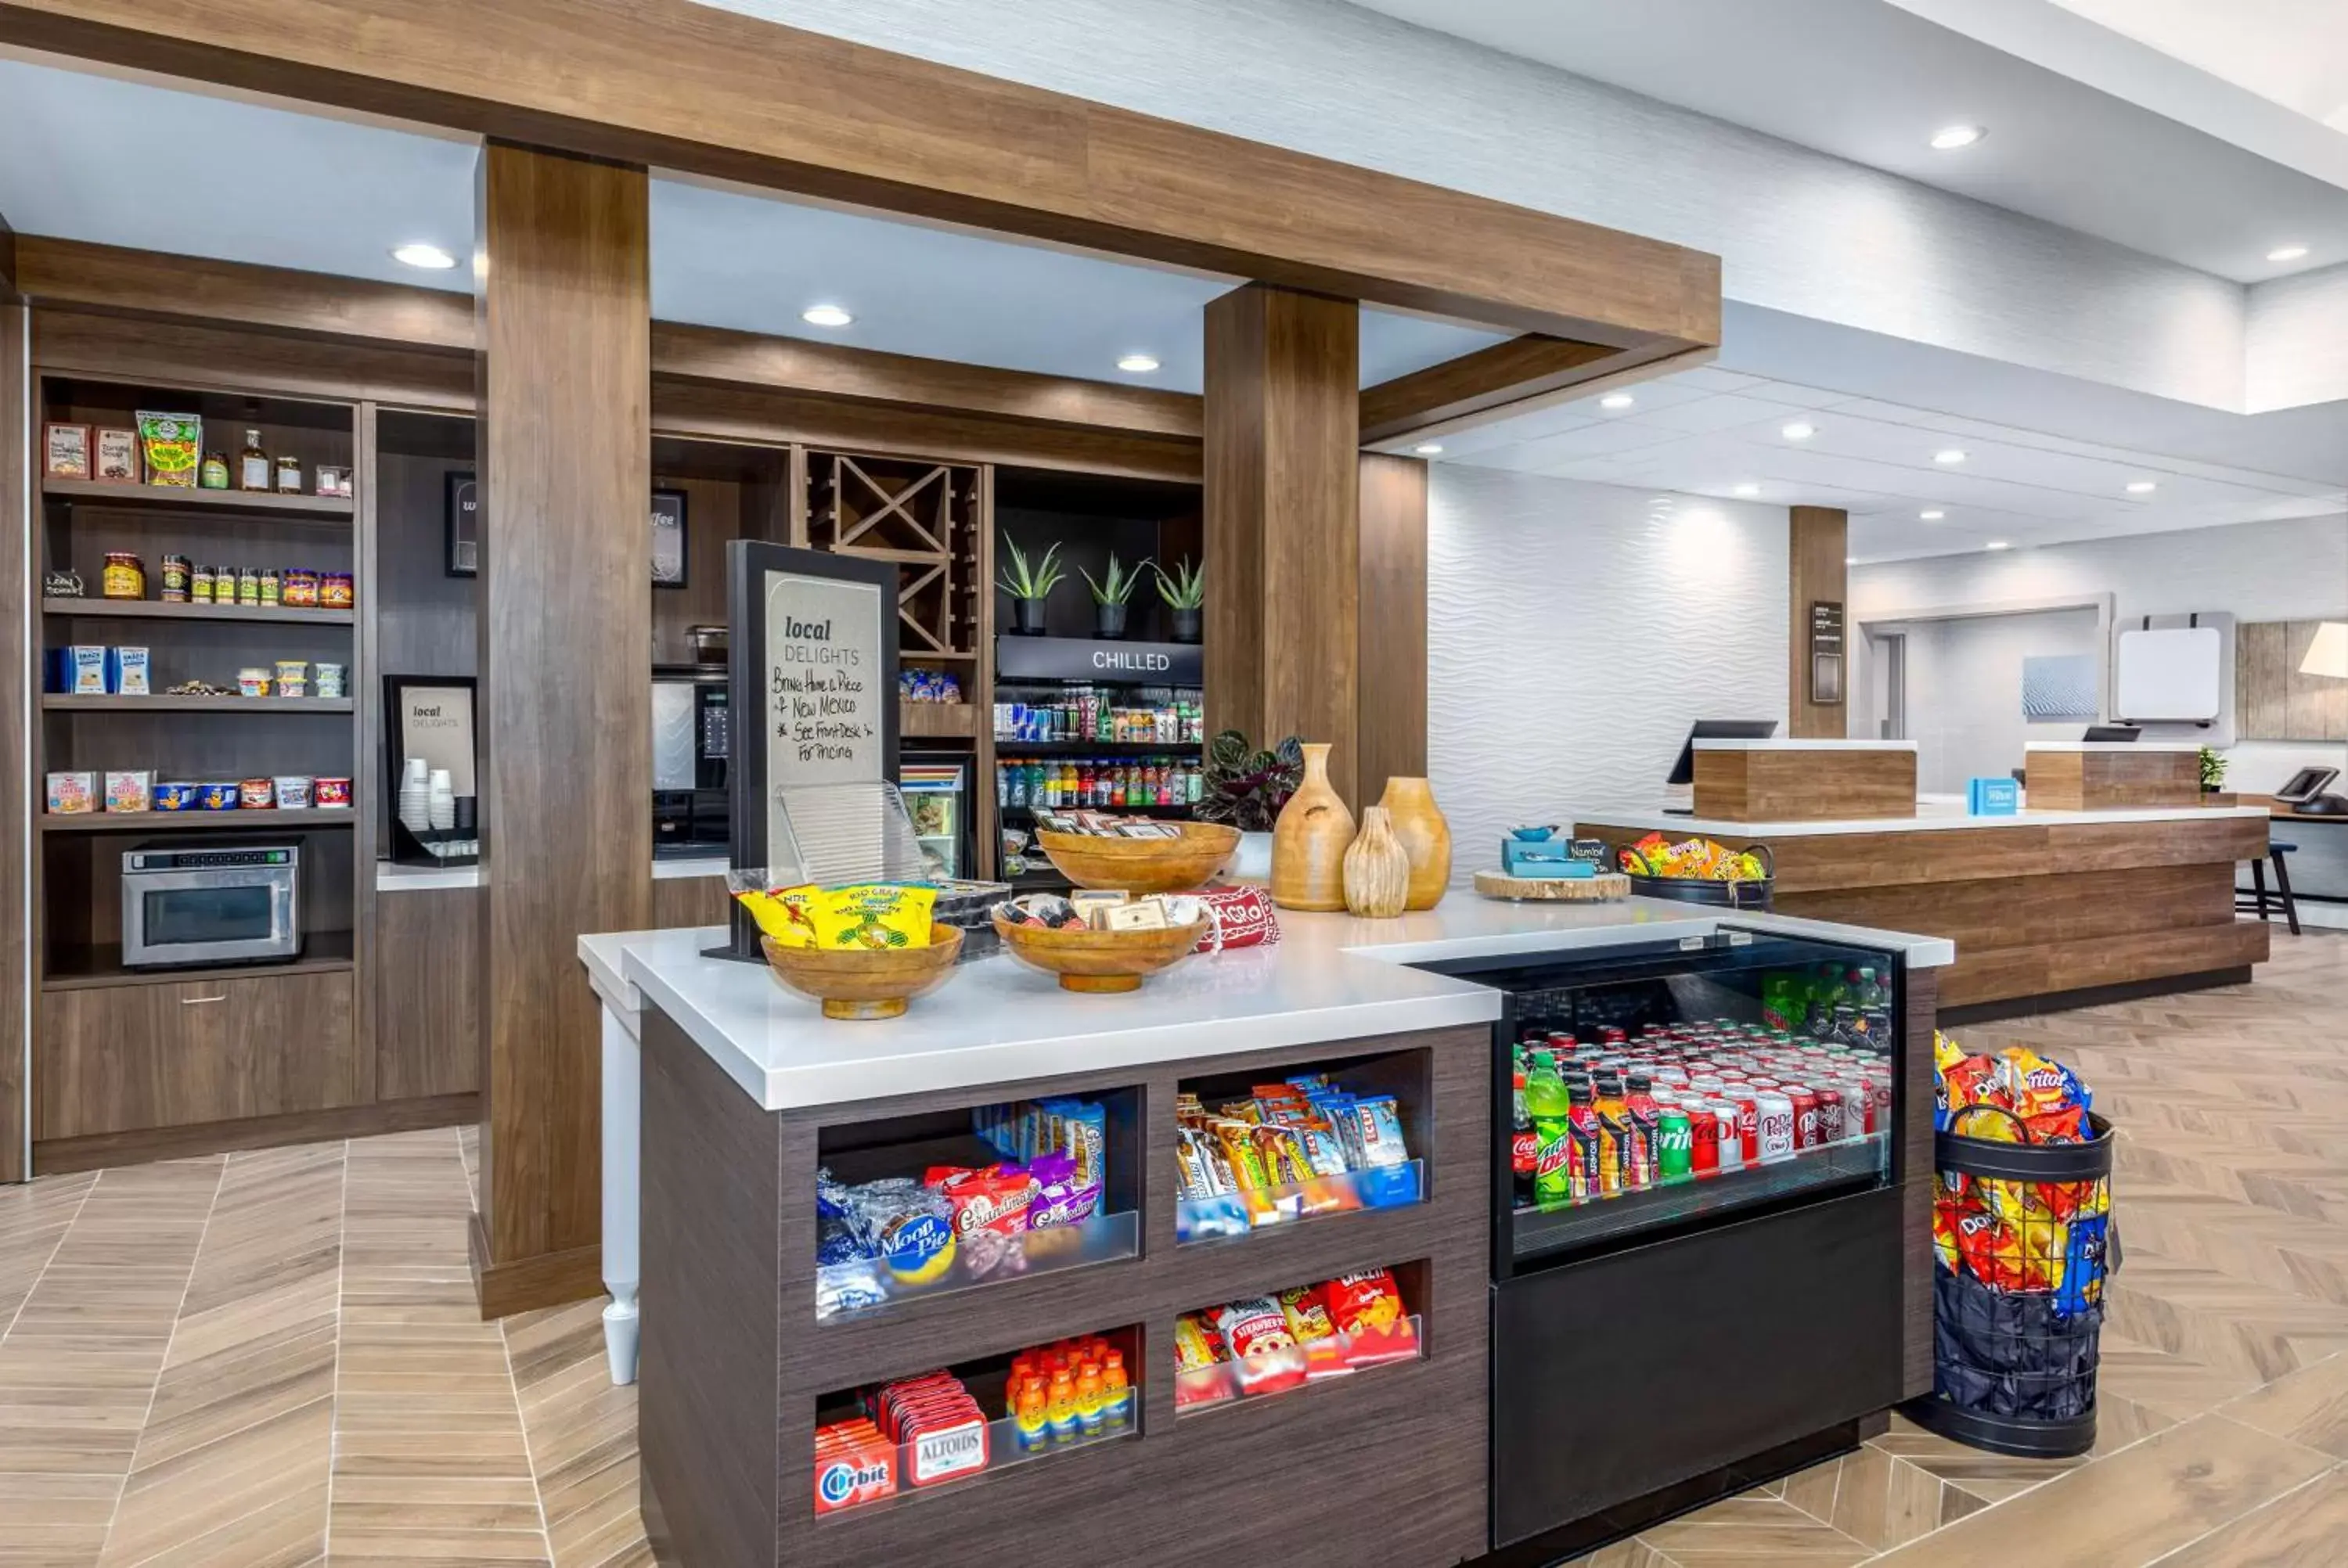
1788,507 -> 1848,740
1358,452 -> 1429,800
1,223 -> 24,1184
472,143 -> 651,1313
2237,619 -> 2348,742
1204,285 -> 1364,807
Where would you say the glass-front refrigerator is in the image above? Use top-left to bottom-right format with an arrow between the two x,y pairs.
899,756 -> 971,879
1413,930 -> 1916,1559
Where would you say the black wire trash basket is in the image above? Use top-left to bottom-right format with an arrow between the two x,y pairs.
1905,1106 -> 2119,1459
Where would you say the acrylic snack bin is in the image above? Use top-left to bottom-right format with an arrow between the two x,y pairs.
1174,1160 -> 1425,1243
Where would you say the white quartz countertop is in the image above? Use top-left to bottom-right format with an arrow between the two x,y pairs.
1574,798 -> 2271,838
582,896 -> 1955,1113
378,855 -> 729,892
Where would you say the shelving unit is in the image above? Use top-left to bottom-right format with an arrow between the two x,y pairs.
28,371 -> 373,1165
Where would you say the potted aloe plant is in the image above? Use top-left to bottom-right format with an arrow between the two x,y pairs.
996,537 -> 1064,636
1153,558 -> 1204,644
1082,552 -> 1150,640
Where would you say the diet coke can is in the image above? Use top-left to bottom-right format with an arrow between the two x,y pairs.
1814,1086 -> 1846,1145
1705,1102 -> 1743,1173
1785,1085 -> 1822,1150
1755,1091 -> 1796,1163
1834,1077 -> 1874,1137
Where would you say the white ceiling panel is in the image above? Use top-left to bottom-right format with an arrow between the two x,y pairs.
1628,394 -> 1816,435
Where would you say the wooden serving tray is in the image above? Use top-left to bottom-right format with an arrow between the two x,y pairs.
1472,870 -> 1632,903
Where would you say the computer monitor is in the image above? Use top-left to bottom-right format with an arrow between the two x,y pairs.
1666,720 -> 1781,786
2082,725 -> 2141,743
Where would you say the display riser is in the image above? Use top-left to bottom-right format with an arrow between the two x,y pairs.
637,1009 -> 1491,1568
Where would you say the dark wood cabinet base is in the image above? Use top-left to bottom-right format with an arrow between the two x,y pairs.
32,1090 -> 475,1175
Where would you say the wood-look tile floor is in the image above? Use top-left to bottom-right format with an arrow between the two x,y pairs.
0,930 -> 2342,1566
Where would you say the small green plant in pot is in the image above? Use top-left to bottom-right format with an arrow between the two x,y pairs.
1196,730 -> 1304,883
1082,552 -> 1151,640
1153,558 -> 1205,644
2199,745 -> 2227,794
996,538 -> 1064,636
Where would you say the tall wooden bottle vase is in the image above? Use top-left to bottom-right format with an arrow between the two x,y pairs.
1270,742 -> 1355,912
1377,776 -> 1452,911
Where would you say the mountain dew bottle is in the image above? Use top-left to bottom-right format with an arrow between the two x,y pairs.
1527,1070 -> 1574,1208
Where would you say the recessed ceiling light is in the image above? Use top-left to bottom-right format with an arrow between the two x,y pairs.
1933,448 -> 1968,465
1985,541 -> 2012,551
2126,480 -> 2158,494
1599,393 -> 1637,411
1930,124 -> 1986,150
1732,483 -> 1761,498
391,243 -> 456,270
1920,509 -> 1946,520
1413,443 -> 1444,456
1781,422 -> 1817,441
801,304 -> 854,328
2267,245 -> 2310,263
1116,354 -> 1161,373
1845,556 -> 1858,566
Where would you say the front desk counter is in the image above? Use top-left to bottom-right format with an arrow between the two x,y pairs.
1578,799 -> 2271,1021
583,897 -> 1953,1568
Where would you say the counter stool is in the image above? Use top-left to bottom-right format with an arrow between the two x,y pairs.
2240,841 -> 2302,936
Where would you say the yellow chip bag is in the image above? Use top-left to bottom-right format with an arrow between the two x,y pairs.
734,883 -> 819,948
807,884 -> 936,951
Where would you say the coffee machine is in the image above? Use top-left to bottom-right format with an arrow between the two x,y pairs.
652,667 -> 729,858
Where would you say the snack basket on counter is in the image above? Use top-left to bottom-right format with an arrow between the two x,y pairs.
1615,835 -> 1774,910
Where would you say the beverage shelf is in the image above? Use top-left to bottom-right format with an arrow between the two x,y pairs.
42,696 -> 354,714
1511,1132 -> 1889,1261
40,807 -> 355,833
992,739 -> 1201,756
42,477 -> 355,519
43,598 -> 355,626
1001,803 -> 1194,820
816,1207 -> 1141,1325
1176,1160 -> 1424,1245
814,1408 -> 1135,1522
1175,1314 -> 1424,1415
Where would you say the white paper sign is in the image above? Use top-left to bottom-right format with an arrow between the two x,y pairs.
763,571 -> 884,852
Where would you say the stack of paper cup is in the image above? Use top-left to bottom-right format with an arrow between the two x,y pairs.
427,769 -> 456,831
398,757 -> 432,835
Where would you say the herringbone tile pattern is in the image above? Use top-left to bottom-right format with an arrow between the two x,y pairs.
0,933 -> 2340,1563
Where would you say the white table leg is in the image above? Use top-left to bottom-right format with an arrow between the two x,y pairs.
600,1001 -> 641,1385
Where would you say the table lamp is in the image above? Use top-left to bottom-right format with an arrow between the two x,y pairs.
2301,621 -> 2348,680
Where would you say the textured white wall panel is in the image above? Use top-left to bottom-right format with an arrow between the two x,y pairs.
1850,514 -> 2348,790
693,0 -> 2248,408
2247,263 -> 2348,413
1426,469 -> 1788,881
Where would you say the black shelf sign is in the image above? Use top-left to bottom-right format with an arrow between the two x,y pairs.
995,635 -> 1201,686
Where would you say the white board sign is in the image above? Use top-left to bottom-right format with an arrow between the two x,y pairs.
762,570 -> 884,855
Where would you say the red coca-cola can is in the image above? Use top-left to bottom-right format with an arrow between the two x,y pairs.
1511,1127 -> 1536,1176
1785,1084 -> 1822,1149
1726,1093 -> 1761,1163
1814,1086 -> 1846,1144
1687,1106 -> 1720,1176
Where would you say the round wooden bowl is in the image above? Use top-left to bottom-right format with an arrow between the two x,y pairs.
991,913 -> 1210,994
759,923 -> 963,1020
1035,822 -> 1242,894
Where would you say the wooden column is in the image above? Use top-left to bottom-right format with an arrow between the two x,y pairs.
1,212 -> 24,1184
1205,285 -> 1363,806
1788,506 -> 1849,739
471,143 -> 651,1314
1357,452 -> 1428,799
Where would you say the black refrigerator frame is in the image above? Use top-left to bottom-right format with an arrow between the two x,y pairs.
1414,926 -> 1917,1561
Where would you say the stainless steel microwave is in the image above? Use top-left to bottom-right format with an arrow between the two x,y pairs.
121,843 -> 303,969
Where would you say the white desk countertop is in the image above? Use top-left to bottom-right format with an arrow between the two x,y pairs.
582,897 -> 1954,1114
1575,799 -> 2271,838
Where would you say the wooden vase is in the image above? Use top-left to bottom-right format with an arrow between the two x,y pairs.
1342,806 -> 1412,919
1377,776 -> 1452,911
1270,742 -> 1355,912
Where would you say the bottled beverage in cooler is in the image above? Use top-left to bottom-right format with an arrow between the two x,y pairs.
1101,1350 -> 1133,1432
1622,1074 -> 1661,1191
1075,1361 -> 1105,1437
1526,1070 -> 1572,1208
1592,1075 -> 1630,1197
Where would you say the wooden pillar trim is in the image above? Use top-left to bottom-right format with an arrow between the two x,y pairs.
1357,453 -> 1428,800
1,207 -> 26,1184
1205,284 -> 1363,807
1788,506 -> 1849,741
474,142 -> 651,1306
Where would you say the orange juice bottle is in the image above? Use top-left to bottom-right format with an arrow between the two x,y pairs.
1075,1361 -> 1105,1438
1046,1369 -> 1079,1444
1100,1350 -> 1133,1432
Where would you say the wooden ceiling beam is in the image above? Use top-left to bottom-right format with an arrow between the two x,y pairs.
0,0 -> 1718,351
1359,333 -> 1716,445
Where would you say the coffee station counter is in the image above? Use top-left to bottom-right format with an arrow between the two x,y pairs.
584,897 -> 1952,1566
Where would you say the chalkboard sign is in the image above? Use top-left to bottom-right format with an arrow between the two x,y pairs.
719,542 -> 899,958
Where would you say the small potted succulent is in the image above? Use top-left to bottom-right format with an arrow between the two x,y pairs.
996,537 -> 1064,636
1082,552 -> 1150,640
2199,744 -> 2228,796
1153,557 -> 1205,644
1196,729 -> 1304,883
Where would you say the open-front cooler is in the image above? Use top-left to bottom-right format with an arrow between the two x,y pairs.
1416,928 -> 1919,1560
